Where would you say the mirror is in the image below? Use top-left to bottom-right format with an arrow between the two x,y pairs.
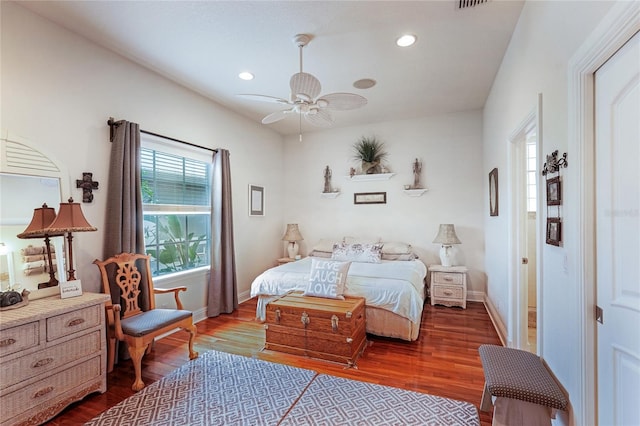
0,131 -> 70,299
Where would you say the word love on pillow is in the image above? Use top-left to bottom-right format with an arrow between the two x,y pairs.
304,259 -> 351,300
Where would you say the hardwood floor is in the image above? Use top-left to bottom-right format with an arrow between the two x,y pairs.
46,298 -> 501,425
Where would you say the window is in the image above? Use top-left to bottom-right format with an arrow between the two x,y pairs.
526,129 -> 537,212
141,134 -> 212,277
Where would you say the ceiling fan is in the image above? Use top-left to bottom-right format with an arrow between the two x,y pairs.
238,34 -> 367,139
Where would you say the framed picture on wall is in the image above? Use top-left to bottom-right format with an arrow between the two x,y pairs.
546,176 -> 561,206
489,168 -> 499,216
248,184 -> 265,216
546,217 -> 561,246
354,192 -> 386,205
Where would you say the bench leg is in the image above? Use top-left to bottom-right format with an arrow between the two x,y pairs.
480,382 -> 493,412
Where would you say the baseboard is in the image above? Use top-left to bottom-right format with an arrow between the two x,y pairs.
483,295 -> 507,347
467,290 -> 485,303
239,289 -> 252,304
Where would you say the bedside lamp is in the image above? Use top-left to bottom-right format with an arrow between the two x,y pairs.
432,224 -> 461,267
46,198 -> 97,281
282,224 -> 304,259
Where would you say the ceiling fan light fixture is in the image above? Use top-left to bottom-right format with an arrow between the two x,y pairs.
238,71 -> 254,81
316,99 -> 329,108
396,34 -> 417,47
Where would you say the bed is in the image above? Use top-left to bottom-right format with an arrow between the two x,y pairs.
250,241 -> 427,341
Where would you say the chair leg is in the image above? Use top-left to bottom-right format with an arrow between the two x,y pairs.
128,345 -> 147,391
186,324 -> 199,360
106,336 -> 116,373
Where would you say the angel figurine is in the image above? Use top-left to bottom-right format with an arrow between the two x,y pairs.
412,158 -> 422,189
323,165 -> 332,193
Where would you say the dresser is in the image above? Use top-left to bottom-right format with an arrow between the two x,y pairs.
429,265 -> 468,309
0,292 -> 109,426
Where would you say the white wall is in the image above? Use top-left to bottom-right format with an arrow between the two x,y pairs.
282,110 -> 486,296
482,1 -> 615,424
0,2 -> 286,309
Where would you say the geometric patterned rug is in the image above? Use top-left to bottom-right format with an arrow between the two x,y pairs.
85,350 -> 479,426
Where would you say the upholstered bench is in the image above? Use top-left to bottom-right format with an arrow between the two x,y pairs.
479,344 -> 568,426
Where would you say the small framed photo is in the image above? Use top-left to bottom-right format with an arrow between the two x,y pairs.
546,176 -> 561,206
248,184 -> 265,216
60,280 -> 83,299
354,192 -> 387,205
546,218 -> 561,246
489,168 -> 499,217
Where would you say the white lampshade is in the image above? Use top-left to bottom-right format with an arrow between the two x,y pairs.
432,224 -> 461,267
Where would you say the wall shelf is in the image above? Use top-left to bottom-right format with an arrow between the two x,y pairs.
345,173 -> 395,182
403,188 -> 428,197
320,192 -> 341,198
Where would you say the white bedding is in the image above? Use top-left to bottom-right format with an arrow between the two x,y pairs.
250,257 -> 427,326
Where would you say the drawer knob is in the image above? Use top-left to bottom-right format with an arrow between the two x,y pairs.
33,357 -> 54,368
331,315 -> 339,332
301,312 -> 310,327
444,290 -> 453,296
33,386 -> 54,398
443,276 -> 453,282
67,318 -> 85,327
0,338 -> 16,347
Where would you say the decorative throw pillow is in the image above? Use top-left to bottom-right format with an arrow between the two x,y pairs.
331,242 -> 383,263
380,242 -> 413,255
304,259 -> 351,300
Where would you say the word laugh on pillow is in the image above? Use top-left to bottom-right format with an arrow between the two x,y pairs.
308,262 -> 346,297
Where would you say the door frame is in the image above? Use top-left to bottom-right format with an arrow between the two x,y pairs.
507,94 -> 543,352
568,2 -> 639,424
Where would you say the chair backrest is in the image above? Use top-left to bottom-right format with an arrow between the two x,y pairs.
94,252 -> 156,318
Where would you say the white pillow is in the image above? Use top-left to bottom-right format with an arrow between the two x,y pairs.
311,238 -> 341,253
343,236 -> 382,245
332,242 -> 383,263
304,259 -> 351,300
380,242 -> 413,254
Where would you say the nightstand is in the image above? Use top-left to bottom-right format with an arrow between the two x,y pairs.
429,265 -> 468,309
277,257 -> 296,266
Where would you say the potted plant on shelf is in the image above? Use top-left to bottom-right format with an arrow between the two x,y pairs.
352,136 -> 388,174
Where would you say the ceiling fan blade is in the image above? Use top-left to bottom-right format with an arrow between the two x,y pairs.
262,109 -> 292,124
318,93 -> 368,110
290,72 -> 321,100
237,94 -> 291,105
304,109 -> 334,127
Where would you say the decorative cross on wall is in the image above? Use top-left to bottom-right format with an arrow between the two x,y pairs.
76,172 -> 99,203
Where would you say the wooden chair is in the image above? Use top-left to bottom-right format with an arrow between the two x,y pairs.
93,252 -> 198,391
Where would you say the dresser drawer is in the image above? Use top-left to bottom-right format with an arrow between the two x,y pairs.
1,356 -> 102,420
47,304 -> 101,341
1,329 -> 101,390
0,321 -> 39,358
433,285 -> 464,299
432,272 -> 463,286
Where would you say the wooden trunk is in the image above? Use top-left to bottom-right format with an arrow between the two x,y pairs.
265,291 -> 367,366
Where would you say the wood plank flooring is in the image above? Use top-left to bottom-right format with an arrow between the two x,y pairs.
46,298 -> 501,425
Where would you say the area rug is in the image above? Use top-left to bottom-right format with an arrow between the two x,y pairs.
86,350 -> 479,425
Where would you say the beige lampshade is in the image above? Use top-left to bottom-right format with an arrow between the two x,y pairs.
281,224 -> 303,242
432,224 -> 461,246
46,198 -> 97,233
17,203 -> 65,239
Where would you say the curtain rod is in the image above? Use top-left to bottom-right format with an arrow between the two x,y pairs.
107,117 -> 217,154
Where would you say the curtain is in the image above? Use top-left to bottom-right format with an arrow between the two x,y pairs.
207,149 -> 238,316
103,120 -> 149,311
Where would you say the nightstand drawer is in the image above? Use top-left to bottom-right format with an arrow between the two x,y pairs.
47,304 -> 101,341
432,272 -> 463,286
0,322 -> 39,358
433,285 -> 464,299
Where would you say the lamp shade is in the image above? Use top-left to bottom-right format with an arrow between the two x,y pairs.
46,198 -> 97,233
17,203 -> 65,239
281,224 -> 303,242
432,224 -> 461,246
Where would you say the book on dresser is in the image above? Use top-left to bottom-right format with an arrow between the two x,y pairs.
0,292 -> 109,426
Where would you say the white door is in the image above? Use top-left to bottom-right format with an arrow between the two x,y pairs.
595,31 -> 640,426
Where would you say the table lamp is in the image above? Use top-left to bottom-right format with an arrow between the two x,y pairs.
432,224 -> 461,267
46,198 -> 97,281
281,224 -> 303,259
17,203 -> 65,289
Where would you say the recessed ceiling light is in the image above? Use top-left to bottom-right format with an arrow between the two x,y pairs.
353,78 -> 377,89
238,72 -> 254,81
396,34 -> 417,47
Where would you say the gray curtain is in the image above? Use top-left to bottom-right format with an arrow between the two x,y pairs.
104,120 -> 149,310
207,149 -> 238,316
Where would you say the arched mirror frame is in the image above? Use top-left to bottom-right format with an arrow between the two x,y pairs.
0,129 -> 71,299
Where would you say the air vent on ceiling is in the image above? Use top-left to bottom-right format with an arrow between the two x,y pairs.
458,0 -> 488,9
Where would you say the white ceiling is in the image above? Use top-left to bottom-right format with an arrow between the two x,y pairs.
20,0 -> 524,136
